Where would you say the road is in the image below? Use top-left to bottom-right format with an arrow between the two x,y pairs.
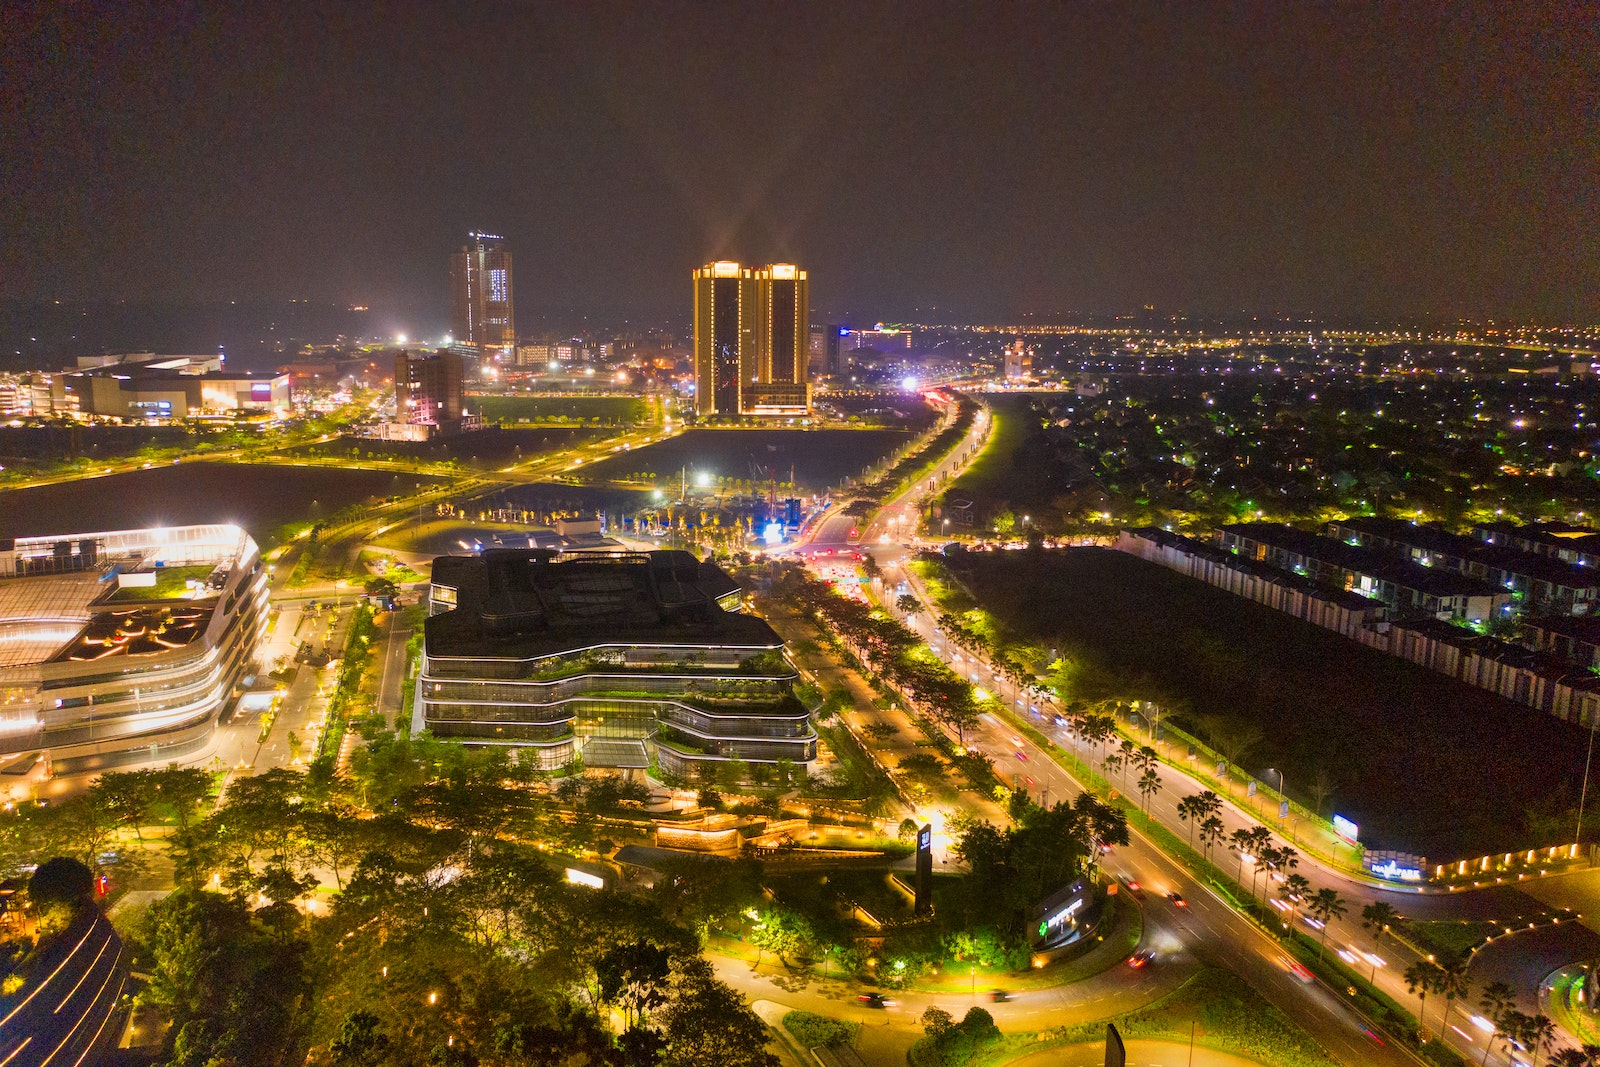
782,393 -> 1590,1065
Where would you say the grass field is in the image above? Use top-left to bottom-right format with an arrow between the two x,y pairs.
944,393 -> 1040,504
574,428 -> 915,491
283,428 -> 603,470
941,547 -> 1590,857
469,394 -> 652,424
0,462 -> 445,545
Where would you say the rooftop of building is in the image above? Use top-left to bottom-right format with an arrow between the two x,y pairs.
1217,522 -> 1508,598
426,549 -> 774,660
1327,517 -> 1600,589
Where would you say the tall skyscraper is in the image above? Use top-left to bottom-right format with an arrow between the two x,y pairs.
450,232 -> 515,353
692,261 -> 811,416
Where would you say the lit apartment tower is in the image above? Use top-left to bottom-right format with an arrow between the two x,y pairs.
450,232 -> 515,352
692,261 -> 756,416
692,261 -> 811,416
395,350 -> 463,429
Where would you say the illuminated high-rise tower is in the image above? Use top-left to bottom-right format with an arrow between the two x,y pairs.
450,232 -> 515,353
692,261 -> 811,417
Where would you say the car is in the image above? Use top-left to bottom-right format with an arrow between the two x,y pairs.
1167,893 -> 1187,907
1287,961 -> 1314,983
856,993 -> 893,1008
1127,949 -> 1156,968
988,988 -> 1010,1003
1015,751 -> 1029,762
1122,879 -> 1147,900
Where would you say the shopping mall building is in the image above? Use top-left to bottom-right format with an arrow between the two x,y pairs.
416,549 -> 816,776
0,524 -> 268,775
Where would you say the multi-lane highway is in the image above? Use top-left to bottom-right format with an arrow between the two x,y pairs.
777,395 -> 1593,1065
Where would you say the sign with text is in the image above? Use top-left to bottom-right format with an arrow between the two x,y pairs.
1333,814 -> 1360,841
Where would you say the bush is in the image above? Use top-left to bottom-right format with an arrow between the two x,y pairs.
782,1010 -> 859,1048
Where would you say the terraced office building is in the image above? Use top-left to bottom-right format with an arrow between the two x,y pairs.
417,550 -> 816,776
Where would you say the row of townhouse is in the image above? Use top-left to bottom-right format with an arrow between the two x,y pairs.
1118,528 -> 1600,728
1216,522 -> 1515,622
1477,522 -> 1600,570
1326,517 -> 1600,616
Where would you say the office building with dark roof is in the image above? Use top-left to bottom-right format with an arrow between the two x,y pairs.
415,549 -> 817,777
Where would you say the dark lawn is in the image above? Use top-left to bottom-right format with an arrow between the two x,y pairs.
576,429 -> 914,491
0,462 -> 445,544
944,547 -> 1588,858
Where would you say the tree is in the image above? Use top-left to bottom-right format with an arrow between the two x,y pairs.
749,907 -> 816,968
1198,816 -> 1226,861
1282,874 -> 1311,925
1405,960 -> 1436,1039
152,766 -> 215,831
1525,1013 -> 1557,1067
330,1010 -> 390,1067
1136,768 -> 1161,814
1177,794 -> 1205,847
1307,887 -> 1346,957
1361,901 -> 1399,944
94,769 -> 157,842
1434,954 -> 1471,1046
653,956 -> 780,1067
896,594 -> 921,617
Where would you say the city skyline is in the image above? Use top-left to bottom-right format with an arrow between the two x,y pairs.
2,5 -> 1596,325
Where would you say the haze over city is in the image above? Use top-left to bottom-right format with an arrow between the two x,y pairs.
3,3 -> 1597,328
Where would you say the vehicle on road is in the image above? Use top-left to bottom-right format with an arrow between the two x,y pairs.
857,993 -> 895,1008
1287,960 -> 1314,983
988,989 -> 1010,1003
1121,879 -> 1147,899
1128,949 -> 1156,968
1167,893 -> 1187,907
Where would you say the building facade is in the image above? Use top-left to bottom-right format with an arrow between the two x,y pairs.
416,549 -> 817,777
394,350 -> 465,433
692,261 -> 812,416
450,232 -> 515,353
0,525 -> 269,775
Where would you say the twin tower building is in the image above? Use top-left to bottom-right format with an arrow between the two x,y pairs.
692,261 -> 812,417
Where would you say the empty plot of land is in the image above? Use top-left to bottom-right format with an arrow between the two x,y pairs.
943,547 -> 1588,857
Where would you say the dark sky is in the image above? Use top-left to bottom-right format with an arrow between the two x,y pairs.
3,2 -> 1597,329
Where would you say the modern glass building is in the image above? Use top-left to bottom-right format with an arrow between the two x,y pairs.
416,549 -> 817,776
0,524 -> 269,775
450,231 -> 515,353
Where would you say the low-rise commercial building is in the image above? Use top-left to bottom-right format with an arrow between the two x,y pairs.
0,525 -> 268,775
416,549 -> 817,777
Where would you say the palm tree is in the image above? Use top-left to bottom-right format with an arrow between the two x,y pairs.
1136,745 -> 1159,774
1283,873 -> 1312,928
1477,981 -> 1516,1066
1434,954 -> 1471,1045
1178,795 -> 1203,847
1308,888 -> 1346,957
1229,827 -> 1255,883
1405,960 -> 1437,1039
1526,1013 -> 1557,1067
1360,901 -> 1400,982
1199,816 -> 1226,862
1117,738 -> 1137,785
1137,768 -> 1161,814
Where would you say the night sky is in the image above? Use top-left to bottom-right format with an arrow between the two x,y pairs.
3,2 -> 1596,328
